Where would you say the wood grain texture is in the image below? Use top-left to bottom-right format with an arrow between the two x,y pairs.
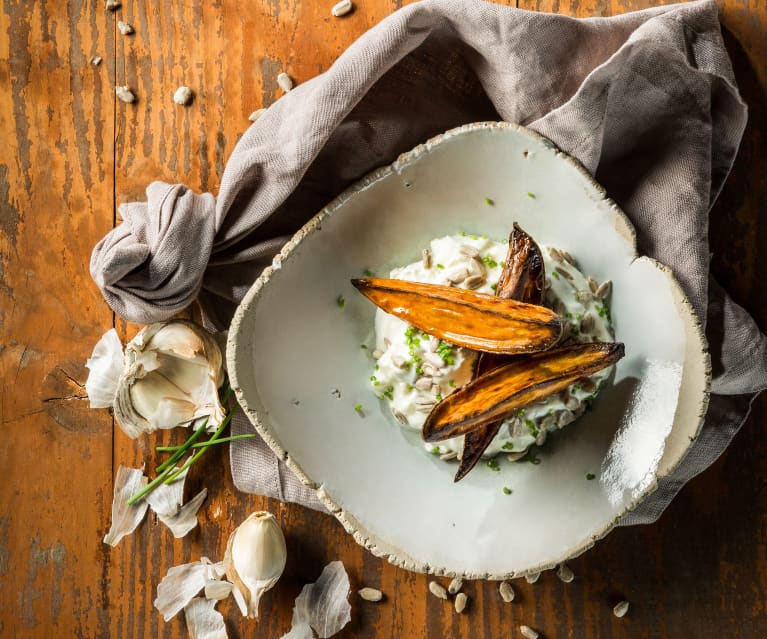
1,0 -> 765,637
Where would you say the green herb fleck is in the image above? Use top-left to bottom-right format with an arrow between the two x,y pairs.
459,231 -> 466,237
448,379 -> 456,388
337,295 -> 345,309
502,442 -> 516,450
486,458 -> 501,471
527,192 -> 536,199
382,385 -> 395,401
354,403 -> 363,413
485,197 -> 494,206
431,446 -> 441,455
436,340 -> 455,365
503,486 -> 512,495
527,452 -> 541,465
360,344 -> 368,349
596,302 -> 611,321
491,283 -> 498,292
482,255 -> 498,268
370,375 -> 380,386
470,234 -> 479,240
406,383 -> 415,391
586,473 -> 596,481
437,263 -> 445,269
526,419 -> 539,437
364,268 -> 374,277
565,311 -> 573,319
435,394 -> 443,402
552,270 -> 560,280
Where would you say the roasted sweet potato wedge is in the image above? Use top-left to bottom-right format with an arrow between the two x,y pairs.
351,278 -> 564,354
495,222 -> 546,304
423,342 -> 625,443
456,224 -> 545,481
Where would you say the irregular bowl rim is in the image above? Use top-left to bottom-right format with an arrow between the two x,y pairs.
227,120 -> 712,580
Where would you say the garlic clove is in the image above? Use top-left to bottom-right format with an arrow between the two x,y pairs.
85,328 -> 124,408
114,321 -> 225,438
224,511 -> 287,618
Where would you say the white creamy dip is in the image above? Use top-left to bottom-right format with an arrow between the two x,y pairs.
369,233 -> 614,461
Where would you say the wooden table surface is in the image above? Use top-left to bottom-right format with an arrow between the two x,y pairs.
2,0 -> 766,637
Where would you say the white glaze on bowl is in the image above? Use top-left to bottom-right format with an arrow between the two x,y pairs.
227,122 -> 710,579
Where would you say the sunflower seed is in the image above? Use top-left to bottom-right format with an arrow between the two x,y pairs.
415,377 -> 433,391
416,401 -> 436,413
587,276 -> 598,293
173,86 -> 193,105
423,352 -> 444,369
421,363 -> 438,377
446,266 -> 468,284
541,414 -> 556,430
331,0 -> 353,17
106,0 -> 121,11
579,313 -> 595,333
248,108 -> 267,122
430,384 -> 440,396
557,267 -> 574,281
454,592 -> 468,613
595,280 -> 612,299
117,20 -> 134,35
358,587 -> 383,602
565,396 -> 580,411
422,248 -> 432,269
383,337 -> 391,348
391,409 -> 408,425
90,55 -> 102,66
520,626 -> 539,639
428,581 -> 448,600
580,377 -> 597,393
548,247 -> 565,263
372,349 -> 383,359
557,409 -> 574,427
535,430 -> 547,447
459,244 -> 480,258
575,290 -> 593,303
391,353 -> 407,368
277,72 -> 294,92
464,275 -> 486,290
507,451 -> 527,462
613,600 -> 630,618
469,256 -> 487,277
560,249 -> 575,265
115,86 -> 135,103
499,581 -> 515,602
525,571 -> 540,584
448,578 -> 463,595
439,451 -> 457,461
557,563 -> 575,583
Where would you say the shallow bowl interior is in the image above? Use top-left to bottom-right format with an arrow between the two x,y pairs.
228,122 -> 710,579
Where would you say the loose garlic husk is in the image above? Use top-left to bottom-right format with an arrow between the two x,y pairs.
113,320 -> 225,439
224,511 -> 287,618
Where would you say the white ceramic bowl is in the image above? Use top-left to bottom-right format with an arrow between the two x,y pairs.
228,122 -> 710,579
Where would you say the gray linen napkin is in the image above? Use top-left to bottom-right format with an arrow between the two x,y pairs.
91,0 -> 767,523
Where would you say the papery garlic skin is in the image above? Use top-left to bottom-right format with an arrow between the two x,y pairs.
113,320 -> 225,438
224,511 -> 287,618
85,328 -> 125,408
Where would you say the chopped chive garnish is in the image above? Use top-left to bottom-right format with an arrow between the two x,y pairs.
586,473 -> 596,480
552,270 -> 560,280
364,268 -> 374,277
527,192 -> 536,199
527,453 -> 541,465
482,255 -> 498,268
360,344 -> 367,349
354,403 -> 363,413
503,486 -> 512,495
382,385 -> 394,401
436,340 -> 454,365
431,446 -> 440,454
437,263 -> 445,269
486,458 -> 501,471
485,197 -> 494,206
491,283 -> 498,292
337,295 -> 345,309
502,442 -> 515,450
459,231 -> 466,236
448,379 -> 456,388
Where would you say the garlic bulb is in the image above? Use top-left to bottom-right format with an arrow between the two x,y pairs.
224,511 -> 287,618
113,320 -> 225,438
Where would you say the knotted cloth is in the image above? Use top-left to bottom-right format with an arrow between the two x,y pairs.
91,0 -> 767,523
